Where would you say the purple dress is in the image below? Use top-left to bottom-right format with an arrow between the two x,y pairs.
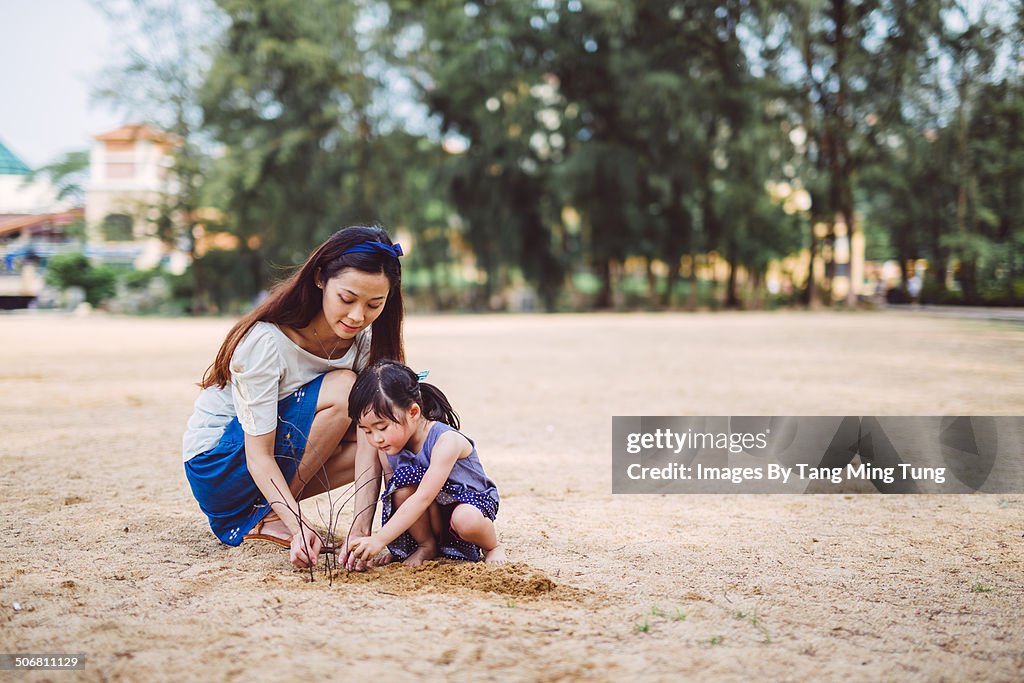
380,421 -> 499,561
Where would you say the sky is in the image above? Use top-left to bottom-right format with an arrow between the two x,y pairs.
0,1 -> 124,169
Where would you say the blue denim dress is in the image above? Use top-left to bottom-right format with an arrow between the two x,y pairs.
184,374 -> 324,546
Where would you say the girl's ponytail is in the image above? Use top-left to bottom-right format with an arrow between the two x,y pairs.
348,359 -> 460,430
417,382 -> 460,430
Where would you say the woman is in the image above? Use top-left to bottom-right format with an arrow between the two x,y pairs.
182,225 -> 402,569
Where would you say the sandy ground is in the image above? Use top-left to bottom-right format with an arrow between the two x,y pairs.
1,310 -> 1022,682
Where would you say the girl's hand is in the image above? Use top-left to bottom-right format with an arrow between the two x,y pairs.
339,537 -> 368,572
348,535 -> 386,563
290,527 -> 322,569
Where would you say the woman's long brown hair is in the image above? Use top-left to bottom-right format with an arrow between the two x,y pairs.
200,226 -> 405,389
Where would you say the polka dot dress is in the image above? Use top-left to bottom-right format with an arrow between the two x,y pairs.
381,465 -> 499,562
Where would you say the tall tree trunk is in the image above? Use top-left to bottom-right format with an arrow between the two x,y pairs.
595,257 -> 613,309
663,259 -> 681,307
930,213 -> 947,291
687,253 -> 699,311
804,222 -> 819,307
725,238 -> 740,309
831,0 -> 859,306
751,269 -> 764,310
662,178 -> 689,308
645,258 -> 658,303
799,12 -> 820,308
955,66 -> 976,303
1007,241 -> 1017,306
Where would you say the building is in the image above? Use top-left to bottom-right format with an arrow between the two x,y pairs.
0,139 -> 68,215
0,124 -> 193,307
84,123 -> 187,270
0,139 -> 81,305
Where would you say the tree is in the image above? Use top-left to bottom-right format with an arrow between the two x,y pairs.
200,0 -> 394,287
387,0 -> 569,309
772,0 -> 947,305
93,0 -> 222,247
24,150 -> 91,241
24,150 -> 90,205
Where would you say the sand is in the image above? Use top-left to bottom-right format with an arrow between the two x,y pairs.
1,310 -> 1022,682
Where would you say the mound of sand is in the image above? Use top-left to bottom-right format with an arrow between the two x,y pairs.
328,561 -> 560,597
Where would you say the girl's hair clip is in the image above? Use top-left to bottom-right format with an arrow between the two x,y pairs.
416,370 -> 430,382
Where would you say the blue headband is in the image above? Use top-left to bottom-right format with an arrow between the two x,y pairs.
341,241 -> 404,259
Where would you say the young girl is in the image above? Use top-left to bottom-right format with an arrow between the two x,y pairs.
182,226 -> 404,570
345,360 -> 507,566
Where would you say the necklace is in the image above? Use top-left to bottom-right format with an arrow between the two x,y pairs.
312,326 -> 341,360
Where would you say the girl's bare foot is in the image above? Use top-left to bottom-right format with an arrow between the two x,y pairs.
371,550 -> 394,567
484,544 -> 507,565
403,544 -> 438,567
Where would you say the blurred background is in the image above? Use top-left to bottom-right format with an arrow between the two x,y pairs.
1,0 -> 1023,314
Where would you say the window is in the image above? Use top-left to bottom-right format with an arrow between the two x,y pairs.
106,162 -> 135,179
102,213 -> 134,241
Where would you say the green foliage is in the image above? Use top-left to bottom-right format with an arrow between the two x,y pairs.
190,248 -> 263,313
44,253 -> 118,306
200,0 -> 378,272
162,269 -> 199,314
920,276 -> 962,305
25,150 -> 90,204
95,0 -> 1024,310
120,267 -> 163,291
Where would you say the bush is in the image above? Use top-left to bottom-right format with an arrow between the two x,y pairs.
191,248 -> 262,313
162,269 -> 198,315
44,252 -> 117,306
120,267 -> 162,291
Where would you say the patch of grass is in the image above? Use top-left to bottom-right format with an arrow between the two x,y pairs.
971,583 -> 993,593
734,609 -> 760,627
708,635 -> 724,646
734,608 -> 771,643
505,599 -> 517,608
636,601 -> 688,633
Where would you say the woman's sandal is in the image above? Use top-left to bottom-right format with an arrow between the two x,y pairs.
242,518 -> 291,549
243,518 -> 337,554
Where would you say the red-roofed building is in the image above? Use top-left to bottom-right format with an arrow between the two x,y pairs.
84,123 -> 188,271
0,139 -> 83,302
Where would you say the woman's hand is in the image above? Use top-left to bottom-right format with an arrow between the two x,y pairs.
347,535 -> 386,563
290,527 -> 322,568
